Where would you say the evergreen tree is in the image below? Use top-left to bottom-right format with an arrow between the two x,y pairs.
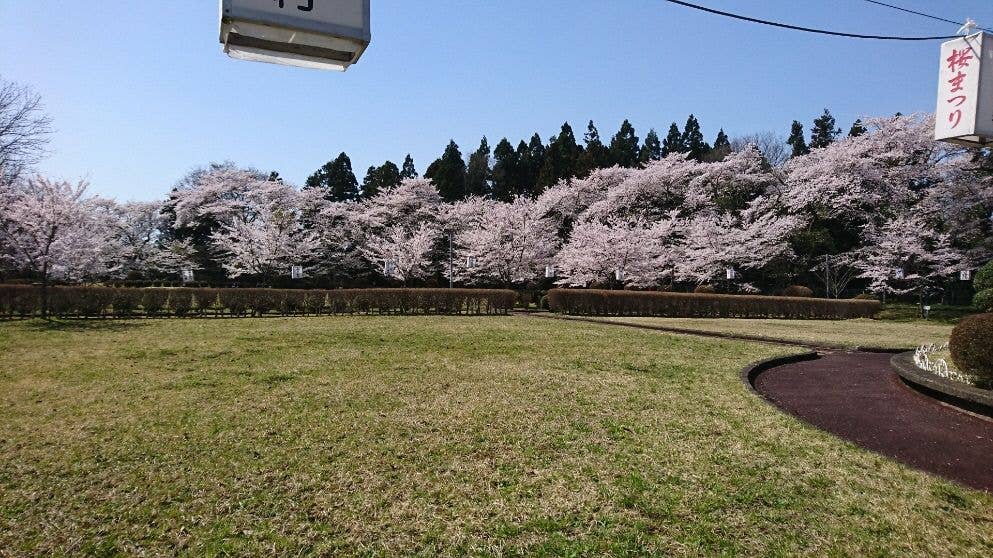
537,122 -> 583,189
608,119 -> 640,167
361,160 -> 401,198
424,140 -> 467,201
304,152 -> 360,202
577,120 -> 610,175
400,153 -> 418,179
787,121 -> 809,157
465,136 -> 492,197
638,128 -> 662,164
848,118 -> 868,138
521,133 -> 545,197
661,122 -> 684,157
703,128 -> 732,162
810,108 -> 842,149
491,138 -> 520,202
680,114 -> 710,161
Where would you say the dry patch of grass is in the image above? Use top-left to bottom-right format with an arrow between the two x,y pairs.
0,316 -> 990,556
589,316 -> 953,349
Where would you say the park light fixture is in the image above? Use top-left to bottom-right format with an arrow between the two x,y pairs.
219,0 -> 371,71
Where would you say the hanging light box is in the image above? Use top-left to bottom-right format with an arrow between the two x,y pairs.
935,32 -> 993,146
219,0 -> 371,71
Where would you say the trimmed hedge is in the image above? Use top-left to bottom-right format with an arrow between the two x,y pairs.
949,313 -> 993,387
782,285 -> 813,298
0,286 -> 515,318
546,288 -> 881,319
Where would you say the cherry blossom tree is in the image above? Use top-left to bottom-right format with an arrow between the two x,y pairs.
453,196 -> 559,287
351,178 -> 444,283
105,200 -> 164,277
361,223 -> 438,285
148,238 -> 201,278
0,176 -> 111,313
211,200 -> 318,280
677,201 -> 802,291
855,214 -> 962,304
554,214 -> 679,288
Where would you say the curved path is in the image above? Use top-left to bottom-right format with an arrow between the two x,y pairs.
753,352 -> 993,491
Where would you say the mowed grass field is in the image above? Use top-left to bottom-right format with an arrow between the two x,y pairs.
588,316 -> 954,349
1,316 -> 991,556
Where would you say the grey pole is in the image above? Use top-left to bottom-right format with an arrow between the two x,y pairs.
448,231 -> 453,289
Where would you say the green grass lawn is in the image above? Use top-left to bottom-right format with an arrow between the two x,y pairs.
586,316 -> 954,349
1,316 -> 991,556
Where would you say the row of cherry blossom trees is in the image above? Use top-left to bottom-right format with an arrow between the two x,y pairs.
2,114 -> 991,301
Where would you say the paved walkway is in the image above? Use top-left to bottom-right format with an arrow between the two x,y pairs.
754,352 -> 993,491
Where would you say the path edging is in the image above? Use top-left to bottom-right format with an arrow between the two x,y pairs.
891,352 -> 993,419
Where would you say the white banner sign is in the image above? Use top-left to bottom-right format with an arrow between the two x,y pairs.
935,33 -> 993,145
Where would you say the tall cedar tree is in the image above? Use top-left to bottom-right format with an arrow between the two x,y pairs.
538,122 -> 583,189
305,152 -> 360,201
608,120 -> 640,167
704,128 -> 732,162
491,138 -> 520,202
465,137 -> 492,197
425,140 -> 467,201
848,118 -> 868,137
521,134 -> 545,197
787,121 -> 809,157
810,109 -> 842,149
577,120 -> 610,176
638,128 -> 662,164
400,154 -> 418,178
361,161 -> 401,199
661,123 -> 684,157
681,114 -> 710,161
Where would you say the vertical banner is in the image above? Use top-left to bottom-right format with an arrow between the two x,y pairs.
935,33 -> 993,145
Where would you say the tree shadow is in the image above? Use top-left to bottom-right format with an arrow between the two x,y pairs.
13,318 -> 152,333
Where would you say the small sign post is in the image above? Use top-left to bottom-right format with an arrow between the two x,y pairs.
291,265 -> 304,280
181,268 -> 194,283
960,269 -> 972,281
544,265 -> 556,279
725,268 -> 737,280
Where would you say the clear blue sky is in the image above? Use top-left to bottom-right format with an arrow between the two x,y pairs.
2,0 -> 990,201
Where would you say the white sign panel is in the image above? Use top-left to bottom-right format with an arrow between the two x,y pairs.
181,268 -> 195,283
291,265 -> 304,279
935,33 -> 993,145
220,0 -> 371,71
725,268 -> 737,280
544,265 -> 556,279
961,269 -> 972,281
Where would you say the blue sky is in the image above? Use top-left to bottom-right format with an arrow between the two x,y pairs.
2,0 -> 990,201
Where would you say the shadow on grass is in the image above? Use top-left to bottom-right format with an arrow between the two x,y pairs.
14,318 -> 152,333
877,304 -> 977,325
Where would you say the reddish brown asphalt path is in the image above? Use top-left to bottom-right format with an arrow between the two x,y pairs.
753,352 -> 993,492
